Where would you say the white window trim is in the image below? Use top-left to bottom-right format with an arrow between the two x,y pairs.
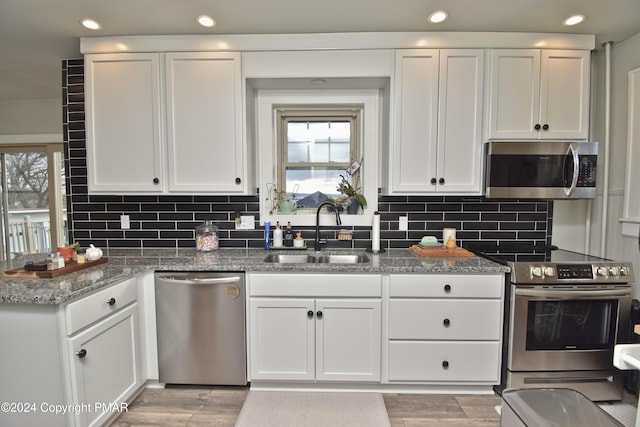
256,89 -> 380,227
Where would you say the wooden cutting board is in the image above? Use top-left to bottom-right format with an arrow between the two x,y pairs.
409,245 -> 474,258
2,257 -> 108,279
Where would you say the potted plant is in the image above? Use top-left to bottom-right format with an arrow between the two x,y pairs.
328,175 -> 367,214
267,183 -> 300,214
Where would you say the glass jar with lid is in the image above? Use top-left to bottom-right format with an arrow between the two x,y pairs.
195,220 -> 219,251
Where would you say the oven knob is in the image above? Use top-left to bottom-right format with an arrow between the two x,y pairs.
596,266 -> 609,277
531,266 -> 543,278
543,267 -> 555,277
620,267 -> 629,276
609,267 -> 619,276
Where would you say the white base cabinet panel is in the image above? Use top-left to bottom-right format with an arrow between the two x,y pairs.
388,341 -> 501,382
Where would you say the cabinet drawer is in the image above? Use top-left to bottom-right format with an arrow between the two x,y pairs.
389,299 -> 501,340
249,274 -> 381,297
66,277 -> 137,335
389,274 -> 503,298
388,341 -> 500,383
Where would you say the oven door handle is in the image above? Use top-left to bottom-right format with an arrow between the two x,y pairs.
515,288 -> 630,299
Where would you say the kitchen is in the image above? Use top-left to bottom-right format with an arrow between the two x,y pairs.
2,1 -> 640,426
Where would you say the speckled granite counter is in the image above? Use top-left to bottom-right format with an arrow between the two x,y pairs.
0,248 -> 509,305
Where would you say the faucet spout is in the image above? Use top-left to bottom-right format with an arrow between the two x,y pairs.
315,202 -> 342,251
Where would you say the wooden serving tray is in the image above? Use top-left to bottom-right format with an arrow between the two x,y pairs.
409,245 -> 474,258
2,257 -> 108,279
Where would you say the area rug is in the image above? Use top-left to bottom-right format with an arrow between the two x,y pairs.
234,391 -> 391,427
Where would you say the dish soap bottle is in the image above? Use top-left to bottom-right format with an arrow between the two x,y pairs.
273,221 -> 283,247
284,221 -> 294,247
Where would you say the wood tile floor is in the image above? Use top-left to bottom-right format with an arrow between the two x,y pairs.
110,386 -> 502,427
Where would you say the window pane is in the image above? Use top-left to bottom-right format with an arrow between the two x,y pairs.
288,142 -> 308,162
287,120 -> 352,163
286,167 -> 344,197
330,141 -> 350,162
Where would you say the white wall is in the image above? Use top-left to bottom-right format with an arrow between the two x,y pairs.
0,98 -> 62,135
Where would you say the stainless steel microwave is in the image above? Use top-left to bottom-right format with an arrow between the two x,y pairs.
485,141 -> 598,199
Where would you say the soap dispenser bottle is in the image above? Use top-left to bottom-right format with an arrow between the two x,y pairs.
284,221 -> 294,247
273,221 -> 283,247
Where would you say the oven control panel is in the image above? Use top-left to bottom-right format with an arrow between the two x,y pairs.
512,262 -> 634,284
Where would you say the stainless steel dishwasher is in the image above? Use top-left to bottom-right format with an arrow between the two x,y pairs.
155,272 -> 247,385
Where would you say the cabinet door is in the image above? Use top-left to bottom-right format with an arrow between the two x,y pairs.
539,50 -> 590,139
437,49 -> 484,193
68,303 -> 142,427
165,52 -> 245,193
488,49 -> 541,139
315,299 -> 381,382
249,298 -> 315,381
85,53 -> 164,192
391,50 -> 439,192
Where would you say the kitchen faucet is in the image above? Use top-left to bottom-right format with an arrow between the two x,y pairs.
315,202 -> 342,251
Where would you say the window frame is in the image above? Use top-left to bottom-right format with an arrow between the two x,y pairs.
276,109 -> 361,200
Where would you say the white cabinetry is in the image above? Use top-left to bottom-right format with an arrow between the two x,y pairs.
248,274 -> 382,382
488,49 -> 590,140
85,52 -> 245,194
0,277 -> 143,427
85,53 -> 164,192
391,49 -> 484,194
387,274 -> 503,384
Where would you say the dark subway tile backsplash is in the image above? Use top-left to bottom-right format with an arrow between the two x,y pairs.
62,58 -> 553,250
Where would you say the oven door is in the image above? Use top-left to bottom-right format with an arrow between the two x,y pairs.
509,286 -> 631,372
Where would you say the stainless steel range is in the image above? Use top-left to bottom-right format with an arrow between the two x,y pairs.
478,246 -> 635,402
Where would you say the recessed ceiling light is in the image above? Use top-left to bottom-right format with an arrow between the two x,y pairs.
80,18 -> 102,30
197,15 -> 216,28
428,10 -> 448,24
563,14 -> 585,26
310,79 -> 327,85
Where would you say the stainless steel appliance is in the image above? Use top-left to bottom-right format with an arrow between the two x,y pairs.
485,141 -> 598,199
476,246 -> 634,401
155,272 -> 247,385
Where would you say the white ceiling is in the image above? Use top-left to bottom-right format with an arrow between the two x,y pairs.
1,0 -> 639,102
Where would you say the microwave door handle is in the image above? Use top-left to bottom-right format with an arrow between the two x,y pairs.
564,143 -> 580,196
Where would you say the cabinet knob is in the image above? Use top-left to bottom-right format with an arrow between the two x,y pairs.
76,349 -> 87,359
443,318 -> 450,327
307,310 -> 314,318
542,124 -> 549,130
442,360 -> 449,369
153,177 -> 160,184
316,311 -> 323,319
444,284 -> 451,293
438,178 -> 445,185
430,178 -> 437,185
534,123 -> 541,130
107,297 -> 116,306
235,177 -> 242,184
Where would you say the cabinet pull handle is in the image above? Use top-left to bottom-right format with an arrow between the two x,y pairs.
235,177 -> 242,184
534,123 -> 541,130
76,349 -> 87,359
153,177 -> 160,184
430,178 -> 437,185
316,311 -> 323,319
542,124 -> 549,130
443,318 -> 450,327
438,177 -> 445,185
107,297 -> 116,306
307,310 -> 314,318
442,360 -> 449,369
444,284 -> 451,293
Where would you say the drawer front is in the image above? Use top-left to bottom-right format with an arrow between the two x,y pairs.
389,274 -> 503,298
66,277 -> 137,335
388,341 -> 500,383
248,273 -> 382,297
389,299 -> 501,340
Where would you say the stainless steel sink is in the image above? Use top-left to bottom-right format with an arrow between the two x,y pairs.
263,254 -> 316,264
315,254 -> 370,264
263,253 -> 370,264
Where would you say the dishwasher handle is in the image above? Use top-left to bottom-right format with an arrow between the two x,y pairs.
157,276 -> 242,285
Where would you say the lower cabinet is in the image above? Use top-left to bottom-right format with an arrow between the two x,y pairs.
248,273 -> 382,382
387,274 -> 504,384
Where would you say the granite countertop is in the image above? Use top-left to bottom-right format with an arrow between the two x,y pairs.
0,248 -> 509,305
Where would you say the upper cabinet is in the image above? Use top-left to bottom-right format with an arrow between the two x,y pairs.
487,49 -> 590,140
391,49 -> 484,194
85,52 -> 246,194
85,53 -> 164,192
